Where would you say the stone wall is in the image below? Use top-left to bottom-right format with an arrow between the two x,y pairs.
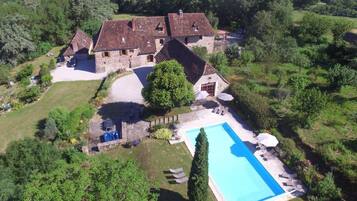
193,73 -> 229,96
94,35 -> 214,72
175,36 -> 214,53
95,48 -> 155,73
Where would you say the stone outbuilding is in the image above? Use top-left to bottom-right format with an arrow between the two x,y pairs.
155,39 -> 229,96
62,29 -> 93,62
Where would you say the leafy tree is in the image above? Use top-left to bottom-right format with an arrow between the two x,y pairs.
209,52 -> 228,73
23,158 -> 157,201
298,13 -> 332,44
69,0 -> 116,28
327,64 -> 357,89
18,86 -> 41,103
308,172 -> 342,201
142,60 -> 194,110
0,165 -> 16,201
206,11 -> 218,29
4,138 -> 61,184
81,19 -> 102,36
292,88 -> 328,127
192,46 -> 208,60
43,117 -> 58,141
0,14 -> 35,65
188,128 -> 209,201
0,65 -> 10,85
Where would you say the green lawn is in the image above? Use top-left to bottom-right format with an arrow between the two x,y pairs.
0,80 -> 100,152
12,45 -> 64,75
104,139 -> 216,201
292,10 -> 357,28
112,13 -> 144,20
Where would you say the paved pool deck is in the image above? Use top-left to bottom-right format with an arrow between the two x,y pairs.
177,108 -> 305,201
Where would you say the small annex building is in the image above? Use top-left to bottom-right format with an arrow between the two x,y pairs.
155,39 -> 229,96
62,28 -> 93,62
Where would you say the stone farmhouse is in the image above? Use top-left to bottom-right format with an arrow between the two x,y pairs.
63,11 -> 229,96
92,11 -> 215,72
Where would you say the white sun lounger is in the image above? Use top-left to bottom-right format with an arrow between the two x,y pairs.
172,172 -> 186,179
175,177 -> 188,184
169,167 -> 183,174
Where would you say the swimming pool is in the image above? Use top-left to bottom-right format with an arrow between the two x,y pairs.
185,122 -> 285,201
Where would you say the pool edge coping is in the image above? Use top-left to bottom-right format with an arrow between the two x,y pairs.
179,121 -> 293,201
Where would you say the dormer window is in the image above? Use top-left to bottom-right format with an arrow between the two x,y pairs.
156,23 -> 164,32
121,37 -> 125,43
192,22 -> 199,32
147,41 -> 151,47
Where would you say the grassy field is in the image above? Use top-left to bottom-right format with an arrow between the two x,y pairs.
104,139 -> 216,201
292,10 -> 357,28
0,80 -> 100,152
112,13 -> 144,20
12,45 -> 64,75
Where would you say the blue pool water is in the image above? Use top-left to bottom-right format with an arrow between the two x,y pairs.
186,123 -> 285,201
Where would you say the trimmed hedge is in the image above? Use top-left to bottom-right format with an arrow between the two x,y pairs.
230,84 -> 277,129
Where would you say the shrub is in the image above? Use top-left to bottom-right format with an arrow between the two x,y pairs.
43,117 -> 58,141
39,64 -> 52,88
230,84 -> 277,129
192,46 -> 208,60
18,86 -> 41,103
225,44 -> 240,62
288,74 -> 311,93
0,65 -> 10,85
327,64 -> 357,90
308,173 -> 342,201
16,64 -> 33,81
48,59 -> 56,70
153,128 -> 172,140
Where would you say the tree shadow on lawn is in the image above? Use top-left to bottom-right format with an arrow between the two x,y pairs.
98,102 -> 145,125
155,188 -> 188,201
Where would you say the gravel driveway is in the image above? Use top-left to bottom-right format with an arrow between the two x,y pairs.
51,59 -> 107,82
107,66 -> 153,104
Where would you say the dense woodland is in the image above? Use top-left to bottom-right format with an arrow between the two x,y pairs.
0,0 -> 356,201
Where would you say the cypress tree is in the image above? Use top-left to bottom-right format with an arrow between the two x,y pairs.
188,128 -> 209,201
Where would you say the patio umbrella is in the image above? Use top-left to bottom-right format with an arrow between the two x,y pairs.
217,93 -> 234,101
195,90 -> 209,100
256,133 -> 279,147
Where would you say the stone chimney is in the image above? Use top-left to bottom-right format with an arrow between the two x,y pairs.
178,9 -> 183,17
131,18 -> 135,31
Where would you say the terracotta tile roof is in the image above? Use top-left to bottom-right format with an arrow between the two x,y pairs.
92,12 -> 214,53
63,29 -> 92,56
155,39 -> 217,84
133,16 -> 169,37
167,13 -> 214,37
93,20 -> 138,52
